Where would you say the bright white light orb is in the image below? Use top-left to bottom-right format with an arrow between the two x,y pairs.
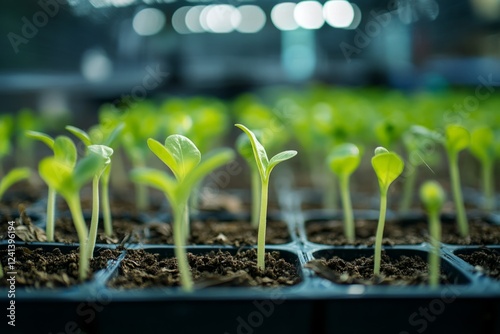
236,5 -> 266,33
132,8 -> 166,36
294,1 -> 324,30
271,2 -> 298,31
323,0 -> 355,28
205,5 -> 240,33
172,6 -> 191,34
185,6 -> 205,33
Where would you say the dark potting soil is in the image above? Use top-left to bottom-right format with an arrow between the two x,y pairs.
306,253 -> 449,285
0,247 -> 122,288
142,220 -> 290,245
109,249 -> 300,289
457,249 -> 500,280
306,220 -> 426,246
39,218 -> 290,246
306,219 -> 500,246
53,217 -> 140,245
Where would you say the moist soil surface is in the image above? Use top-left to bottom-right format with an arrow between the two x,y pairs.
306,253 -> 450,285
5,214 -> 290,246
305,219 -> 500,246
0,247 -> 122,288
109,249 -> 300,289
457,248 -> 500,280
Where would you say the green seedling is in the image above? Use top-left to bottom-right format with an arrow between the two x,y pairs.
327,143 -> 361,242
0,168 -> 31,201
444,124 -> 470,237
420,181 -> 445,287
235,124 -> 297,270
236,132 -> 262,228
39,145 -> 110,280
131,134 -> 234,291
15,109 -> 37,167
0,115 -> 14,176
399,126 -> 441,213
26,132 -> 76,242
470,126 -> 496,211
66,124 -> 123,237
371,147 -> 404,275
121,102 -> 162,210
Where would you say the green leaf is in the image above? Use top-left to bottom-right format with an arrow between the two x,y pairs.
103,123 -> 125,147
39,157 -> 74,198
88,145 -> 113,164
371,147 -> 405,193
66,125 -> 93,146
327,143 -> 361,177
236,132 -> 259,163
445,124 -> 470,154
470,126 -> 494,164
26,130 -> 55,150
235,124 -> 268,179
130,168 -> 177,204
72,152 -> 109,189
148,135 -> 201,182
53,136 -> 77,167
0,168 -> 31,200
266,150 -> 297,178
182,148 -> 235,198
420,180 -> 445,214
409,125 -> 443,143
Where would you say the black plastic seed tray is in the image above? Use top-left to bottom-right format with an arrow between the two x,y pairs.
1,186 -> 499,334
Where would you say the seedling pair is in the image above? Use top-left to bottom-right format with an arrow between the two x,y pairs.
39,145 -> 112,280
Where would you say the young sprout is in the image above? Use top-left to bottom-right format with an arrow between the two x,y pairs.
420,181 -> 445,287
235,124 -> 297,270
444,124 -> 470,237
327,143 -> 361,242
236,132 -> 262,228
66,124 -> 123,237
15,109 -> 39,167
371,147 -> 404,275
26,132 -> 76,242
39,145 -> 110,280
131,134 -> 234,291
0,168 -> 31,201
0,115 -> 13,176
470,126 -> 496,211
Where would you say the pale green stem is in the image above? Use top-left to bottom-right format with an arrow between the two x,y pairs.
374,190 -> 388,275
66,195 -> 89,281
174,203 -> 193,292
46,187 -> 57,242
429,210 -> 441,287
399,167 -> 417,213
133,159 -> 148,211
482,160 -> 494,212
448,152 -> 468,237
101,166 -> 113,237
87,175 -> 100,259
110,149 -> 128,189
183,202 -> 190,242
251,167 -> 261,228
257,180 -> 269,271
340,175 -> 355,243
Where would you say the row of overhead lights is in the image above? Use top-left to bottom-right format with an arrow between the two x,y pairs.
130,1 -> 361,36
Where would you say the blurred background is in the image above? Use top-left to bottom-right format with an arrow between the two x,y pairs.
1,0 -> 500,115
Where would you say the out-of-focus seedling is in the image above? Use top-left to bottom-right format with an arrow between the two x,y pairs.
327,143 -> 361,242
